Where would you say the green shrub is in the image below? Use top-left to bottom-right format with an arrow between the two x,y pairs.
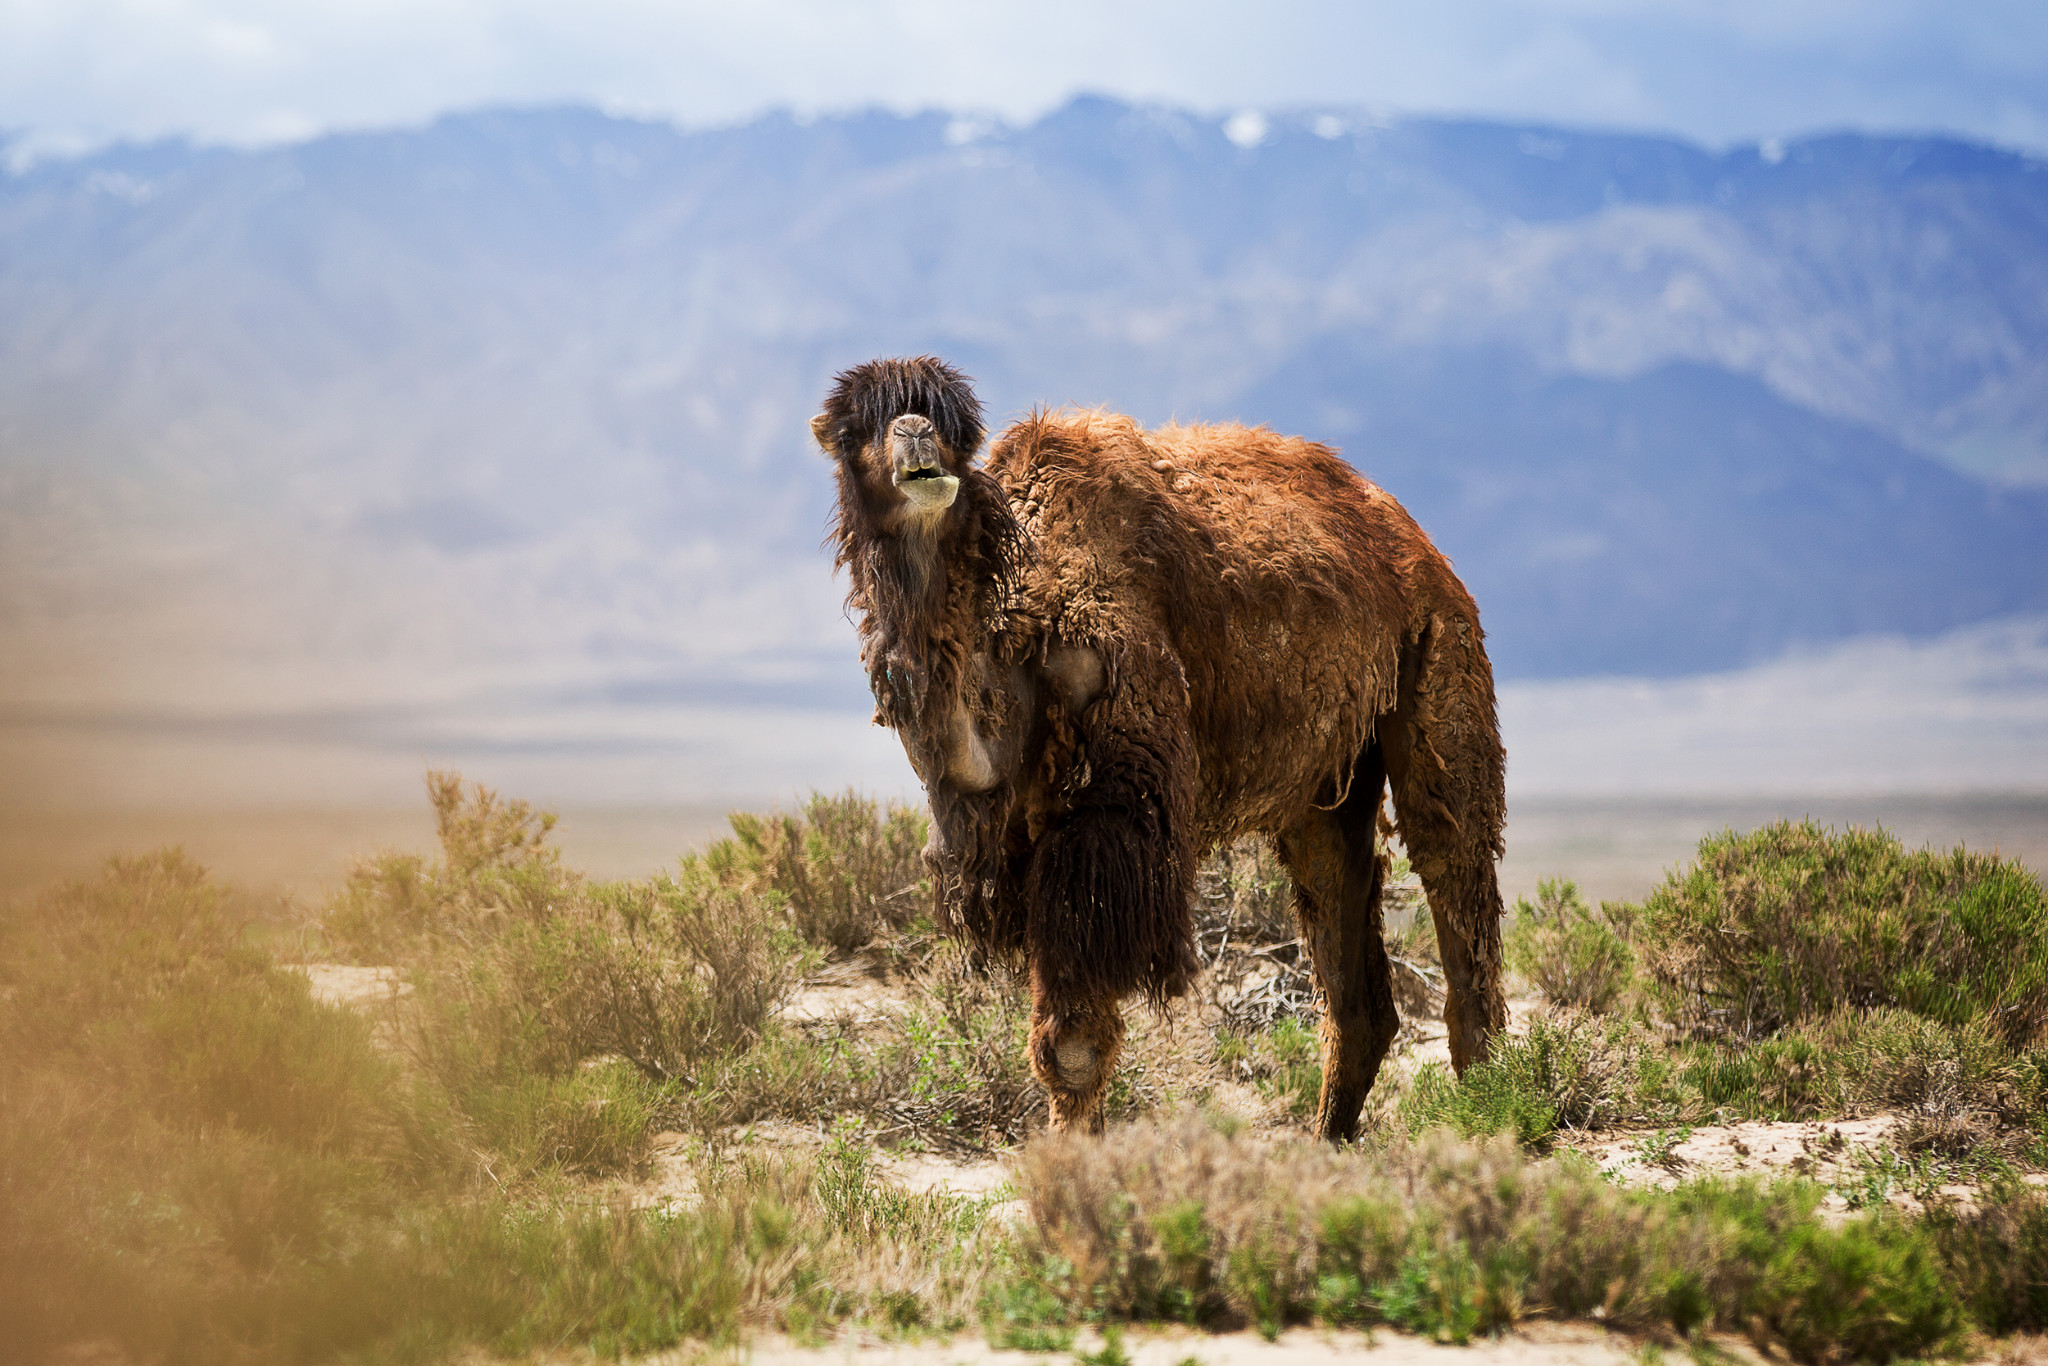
718,791 -> 930,956
1678,1034 -> 1837,1121
323,770 -> 569,963
1371,1243 -> 1490,1343
1506,878 -> 1636,1015
1008,1117 -> 1978,1357
324,773 -> 809,1179
1752,1216 -> 1964,1363
1397,1009 -> 1709,1145
1633,820 -> 2048,1045
1819,1007 -> 2041,1140
1312,1194 -> 1411,1329
1400,1060 -> 1559,1147
0,851 -> 431,1362
1927,1175 -> 2048,1332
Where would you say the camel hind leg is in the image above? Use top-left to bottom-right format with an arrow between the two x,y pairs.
1276,740 -> 1400,1144
1382,611 -> 1509,1075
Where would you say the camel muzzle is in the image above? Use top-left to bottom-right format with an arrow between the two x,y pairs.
890,416 -> 960,509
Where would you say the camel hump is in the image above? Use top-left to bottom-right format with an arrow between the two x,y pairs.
994,410 -> 1427,609
815,355 -> 986,461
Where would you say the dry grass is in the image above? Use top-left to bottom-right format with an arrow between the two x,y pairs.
717,791 -> 932,958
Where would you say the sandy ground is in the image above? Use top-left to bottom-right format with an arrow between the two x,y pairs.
297,963 -> 410,1009
725,1321 -> 1765,1366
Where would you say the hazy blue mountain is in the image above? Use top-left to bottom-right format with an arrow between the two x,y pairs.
1,96 -> 2045,727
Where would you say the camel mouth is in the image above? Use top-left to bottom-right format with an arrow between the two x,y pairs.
893,464 -> 960,509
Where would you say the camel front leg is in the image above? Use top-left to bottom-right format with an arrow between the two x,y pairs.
1027,986 -> 1126,1134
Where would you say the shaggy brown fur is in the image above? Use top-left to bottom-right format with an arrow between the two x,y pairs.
816,357 -> 1508,1140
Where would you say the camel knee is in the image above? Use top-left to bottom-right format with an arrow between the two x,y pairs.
1028,995 -> 1126,1132
1053,1034 -> 1104,1089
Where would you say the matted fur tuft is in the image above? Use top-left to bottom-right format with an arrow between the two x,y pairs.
815,355 -> 986,461
1024,743 -> 1200,1008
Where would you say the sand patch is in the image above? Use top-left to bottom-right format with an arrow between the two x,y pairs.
730,1321 -> 1765,1366
294,963 -> 409,1009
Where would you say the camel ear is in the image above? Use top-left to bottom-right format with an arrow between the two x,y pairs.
808,413 -> 838,457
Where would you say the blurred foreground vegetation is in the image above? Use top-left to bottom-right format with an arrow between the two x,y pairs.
2,773 -> 2045,1363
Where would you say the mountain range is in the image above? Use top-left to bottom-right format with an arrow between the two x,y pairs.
2,97 -> 2044,799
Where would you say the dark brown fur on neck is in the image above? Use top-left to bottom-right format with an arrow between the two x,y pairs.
817,358 -> 1031,962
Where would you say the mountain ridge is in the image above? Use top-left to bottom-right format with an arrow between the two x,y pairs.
0,96 -> 2042,735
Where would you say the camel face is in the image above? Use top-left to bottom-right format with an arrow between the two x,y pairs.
809,354 -> 985,543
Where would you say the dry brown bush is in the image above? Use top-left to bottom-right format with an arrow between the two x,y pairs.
720,791 -> 930,957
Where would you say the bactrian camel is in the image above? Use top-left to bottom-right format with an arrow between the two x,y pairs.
813,356 -> 1507,1141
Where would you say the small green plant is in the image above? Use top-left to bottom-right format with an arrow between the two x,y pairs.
1631,1126 -> 1694,1172
1373,1244 -> 1487,1344
1506,878 -> 1635,1015
1151,1200 -> 1213,1323
1245,1019 -> 1327,1114
1226,1236 -> 1299,1340
1399,1059 -> 1559,1147
814,1118 -> 914,1238
1075,1323 -> 1132,1366
985,1264 -> 1076,1351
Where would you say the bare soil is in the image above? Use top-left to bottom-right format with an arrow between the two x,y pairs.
731,1321 -> 1766,1366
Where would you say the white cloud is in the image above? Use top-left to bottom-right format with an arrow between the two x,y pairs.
2,1 -> 2046,154
1502,617 -> 2048,797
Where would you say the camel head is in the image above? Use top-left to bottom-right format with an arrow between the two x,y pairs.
811,355 -> 988,540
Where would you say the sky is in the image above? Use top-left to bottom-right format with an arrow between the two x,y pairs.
3,0 -> 2047,159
